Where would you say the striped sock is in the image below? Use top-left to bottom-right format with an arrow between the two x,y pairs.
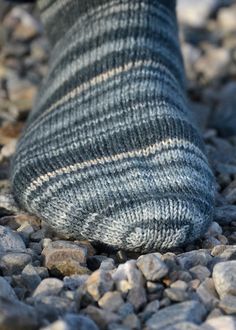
10,0 -> 215,252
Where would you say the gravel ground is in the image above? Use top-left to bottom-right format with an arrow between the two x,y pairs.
0,1 -> 236,329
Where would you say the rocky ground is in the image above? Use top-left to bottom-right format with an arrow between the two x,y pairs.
0,1 -> 236,329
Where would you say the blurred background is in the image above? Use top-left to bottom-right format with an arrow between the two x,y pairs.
0,0 -> 236,207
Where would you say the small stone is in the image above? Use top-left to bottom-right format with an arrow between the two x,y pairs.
35,266 -> 49,279
202,316 -> 236,330
41,313 -> 99,330
64,274 -> 89,290
17,222 -> 34,237
202,237 -> 221,249
87,255 -> 109,271
212,261 -> 236,298
100,258 -> 115,271
218,295 -> 236,314
215,205 -> 236,224
170,280 -> 188,290
127,285 -> 147,311
125,260 -> 145,288
177,0 -> 217,27
85,269 -> 114,301
0,225 -> 26,252
30,229 -> 45,242
117,302 -> 134,318
145,301 -> 206,330
207,308 -> 224,320
146,282 -> 164,294
205,221 -> 222,237
33,278 -> 63,298
98,291 -> 124,312
218,5 -> 236,32
139,300 -> 160,322
164,288 -> 189,302
196,278 -> 219,310
34,296 -> 75,319
21,264 -> 41,291
189,265 -> 211,282
218,246 -> 236,261
82,305 -> 120,330
116,280 -> 132,293
136,253 -> 169,281
42,240 -> 89,276
122,313 -> 141,330
0,277 -> 18,301
108,324 -> 129,330
0,252 -> 31,275
0,297 -> 38,330
177,250 -> 212,269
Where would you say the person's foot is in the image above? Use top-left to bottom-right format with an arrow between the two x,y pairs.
10,0 -> 215,252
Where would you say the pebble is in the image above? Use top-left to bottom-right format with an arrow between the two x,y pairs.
42,240 -> 90,277
98,291 -> 124,312
21,263 -> 41,291
145,301 -> 206,330
177,250 -> 212,269
196,278 -> 219,310
41,314 -> 99,330
33,278 -> 64,298
0,276 -> 18,301
164,288 -> 189,302
212,260 -> 236,298
136,253 -> 169,281
0,252 -> 31,275
0,225 -> 26,252
85,269 -> 114,301
201,316 -> 236,330
122,313 -> 141,330
0,297 -> 39,330
189,265 -> 211,282
205,221 -> 222,237
127,285 -> 147,311
218,294 -> 236,314
82,305 -> 121,330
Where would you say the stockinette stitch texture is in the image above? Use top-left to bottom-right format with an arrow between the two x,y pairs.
10,0 -> 215,252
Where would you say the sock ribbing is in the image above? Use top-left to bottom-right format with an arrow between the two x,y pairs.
10,0 -> 215,252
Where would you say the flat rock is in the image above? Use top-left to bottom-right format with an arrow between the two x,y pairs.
0,225 -> 26,252
85,269 -> 114,301
136,253 -> 168,281
145,301 -> 207,330
212,260 -> 236,298
0,297 -> 39,330
33,278 -> 63,298
42,240 -> 89,277
164,288 -> 189,302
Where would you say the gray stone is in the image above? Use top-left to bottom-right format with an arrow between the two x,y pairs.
177,250 -> 212,269
63,274 -> 89,290
215,205 -> 236,225
0,297 -> 39,330
82,305 -> 121,330
177,0 -> 218,27
212,261 -> 236,298
164,288 -> 189,302
117,302 -> 134,318
34,296 -> 75,320
100,258 -> 115,271
98,291 -> 124,312
205,221 -> 222,237
0,252 -> 32,275
164,322 -> 201,330
0,277 -> 18,301
190,265 -> 211,282
196,278 -> 219,310
127,285 -> 147,311
22,263 -> 41,291
201,316 -> 236,330
0,225 -> 26,252
218,294 -> 236,314
139,300 -> 160,322
170,280 -> 188,291
145,301 -> 207,330
85,269 -> 114,301
136,253 -> 169,281
122,313 -> 141,330
41,313 -> 99,330
33,278 -> 63,298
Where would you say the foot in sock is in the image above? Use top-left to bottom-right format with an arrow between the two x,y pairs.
10,0 -> 215,252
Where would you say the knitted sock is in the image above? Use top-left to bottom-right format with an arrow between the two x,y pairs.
10,0 -> 215,252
